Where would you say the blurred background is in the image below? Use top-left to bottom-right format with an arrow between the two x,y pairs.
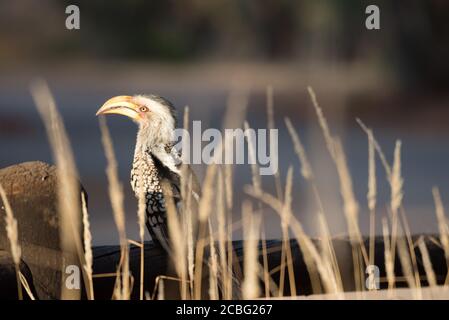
1,0 -> 448,245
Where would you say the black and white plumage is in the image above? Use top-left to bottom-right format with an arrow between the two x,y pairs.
96,94 -> 200,251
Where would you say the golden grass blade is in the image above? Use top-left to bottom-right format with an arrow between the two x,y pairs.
307,87 -> 368,275
161,180 -> 188,299
399,207 -> 421,290
389,141 -> 403,269
285,116 -> 342,291
356,118 -> 392,178
396,230 -> 419,298
243,121 -> 261,193
19,272 -> 35,300
81,192 -> 94,300
284,117 -> 313,180
32,80 -> 87,300
432,187 -> 449,285
0,183 -> 23,300
224,165 -> 233,213
242,201 -> 261,299
136,170 -> 146,300
186,174 -> 195,297
382,218 -> 395,293
98,117 -> 130,300
208,219 -> 219,300
194,162 -> 219,299
261,222 -> 270,298
157,278 -> 165,300
317,212 -> 343,292
222,83 -> 249,209
417,236 -> 437,287
266,86 -> 283,200
216,169 -> 230,299
225,191 -> 236,300
366,128 -> 377,267
257,263 -> 279,297
245,186 -> 341,295
391,141 -> 403,215
282,167 -> 297,296
179,106 -> 195,297
307,87 -> 335,158
220,85 -> 249,299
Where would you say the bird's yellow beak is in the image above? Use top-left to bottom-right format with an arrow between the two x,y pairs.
96,95 -> 140,120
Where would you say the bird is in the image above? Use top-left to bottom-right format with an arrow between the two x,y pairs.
96,95 -> 200,252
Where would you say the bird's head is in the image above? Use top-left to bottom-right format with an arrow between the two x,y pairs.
96,94 -> 177,148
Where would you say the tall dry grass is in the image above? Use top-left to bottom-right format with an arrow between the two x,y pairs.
0,183 -> 23,299
81,193 -> 94,300
22,81 -> 449,300
99,117 -> 131,300
31,81 -> 93,300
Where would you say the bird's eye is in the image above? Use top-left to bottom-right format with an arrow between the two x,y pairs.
139,106 -> 149,112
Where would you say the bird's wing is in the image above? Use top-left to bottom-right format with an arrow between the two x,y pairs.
151,150 -> 201,244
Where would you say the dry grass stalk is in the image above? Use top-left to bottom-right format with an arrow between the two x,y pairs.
382,218 -> 395,292
32,81 -> 87,300
194,161 -> 219,299
399,207 -> 422,290
284,118 -> 312,180
307,87 -> 368,275
161,181 -> 188,299
432,187 -> 449,284
81,192 -> 94,300
136,169 -> 146,300
223,165 -> 236,299
208,219 -> 219,300
0,183 -> 23,300
178,106 -> 196,297
390,141 -> 403,215
317,212 -> 343,292
261,222 -> 270,298
417,237 -> 437,288
288,217 -> 340,296
367,129 -> 377,266
221,86 -> 249,299
307,86 -> 335,158
357,120 -> 413,282
245,186 -> 341,295
257,263 -> 280,297
98,117 -> 130,300
19,272 -> 35,300
285,116 -> 342,291
396,230 -> 420,299
333,139 -> 368,263
157,278 -> 165,300
242,201 -> 261,299
244,120 -> 281,294
222,83 -> 249,209
281,167 -> 297,296
356,118 -> 392,178
185,174 -> 195,297
266,86 -> 283,200
389,141 -> 403,268
243,121 -> 262,193
224,165 -> 233,213
216,170 -> 230,299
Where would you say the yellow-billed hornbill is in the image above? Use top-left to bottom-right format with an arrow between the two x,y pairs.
96,95 -> 200,252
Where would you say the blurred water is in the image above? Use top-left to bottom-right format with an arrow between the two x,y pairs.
1,81 -> 448,245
